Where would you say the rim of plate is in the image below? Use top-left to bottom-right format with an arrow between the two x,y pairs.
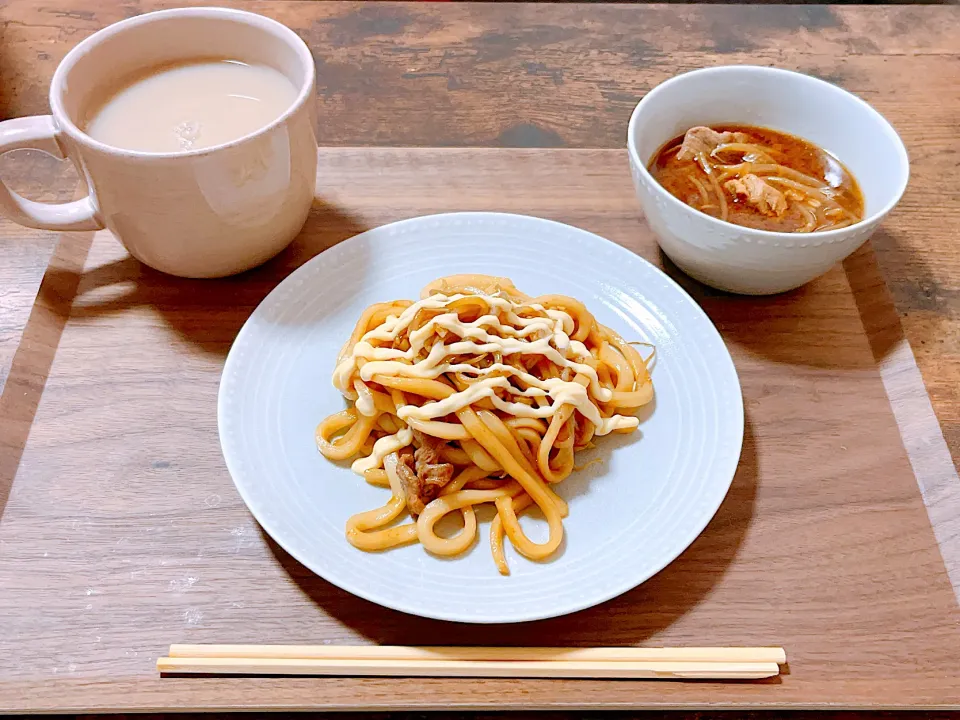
218,211 -> 744,623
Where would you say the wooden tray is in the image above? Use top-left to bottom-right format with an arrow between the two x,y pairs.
1,148 -> 959,712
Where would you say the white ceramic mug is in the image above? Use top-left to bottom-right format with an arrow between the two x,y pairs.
627,66 -> 909,295
0,7 -> 317,278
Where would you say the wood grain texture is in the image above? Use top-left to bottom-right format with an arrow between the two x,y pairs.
1,0 -> 959,473
4,2 -> 960,148
0,151 -> 80,390
1,1 -> 959,713
0,148 -> 958,711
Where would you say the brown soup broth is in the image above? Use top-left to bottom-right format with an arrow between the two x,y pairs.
649,125 -> 864,232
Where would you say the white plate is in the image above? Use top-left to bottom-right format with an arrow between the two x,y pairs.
219,212 -> 743,623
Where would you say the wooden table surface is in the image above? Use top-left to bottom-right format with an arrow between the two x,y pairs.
2,0 -> 960,715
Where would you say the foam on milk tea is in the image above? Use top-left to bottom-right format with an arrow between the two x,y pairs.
84,59 -> 298,153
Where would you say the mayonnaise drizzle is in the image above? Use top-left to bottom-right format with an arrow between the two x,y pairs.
334,293 -> 639,443
351,428 -> 412,475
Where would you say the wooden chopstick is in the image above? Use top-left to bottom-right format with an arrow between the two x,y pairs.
158,645 -> 786,680
168,644 -> 786,665
157,656 -> 781,679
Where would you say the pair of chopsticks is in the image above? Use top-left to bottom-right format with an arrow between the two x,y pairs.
158,645 -> 786,680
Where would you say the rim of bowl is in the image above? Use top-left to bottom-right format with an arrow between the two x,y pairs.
626,65 -> 910,242
50,7 -> 315,160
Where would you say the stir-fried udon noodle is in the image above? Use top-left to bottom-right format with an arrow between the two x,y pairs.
316,275 -> 654,574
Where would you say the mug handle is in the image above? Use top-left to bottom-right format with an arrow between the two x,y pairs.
0,115 -> 103,231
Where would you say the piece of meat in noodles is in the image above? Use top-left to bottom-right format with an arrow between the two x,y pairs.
395,430 -> 455,515
724,173 -> 788,216
676,126 -> 749,161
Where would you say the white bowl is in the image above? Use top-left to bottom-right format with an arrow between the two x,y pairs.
627,65 -> 909,295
